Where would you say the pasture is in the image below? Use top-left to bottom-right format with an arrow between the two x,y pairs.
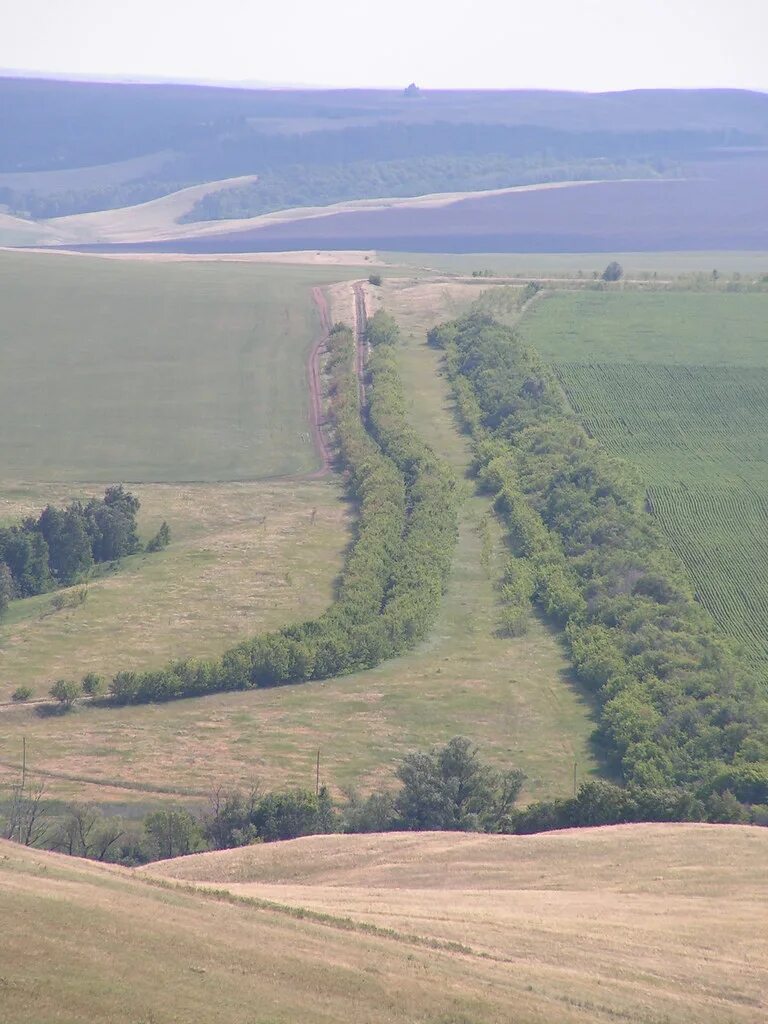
0,251 -> 360,481
520,290 -> 768,665
8,825 -> 765,1024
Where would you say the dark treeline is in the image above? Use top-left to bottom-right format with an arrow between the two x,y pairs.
428,312 -> 768,818
100,312 -> 457,704
0,486 -> 168,616
179,155 -> 671,223
4,737 -> 763,867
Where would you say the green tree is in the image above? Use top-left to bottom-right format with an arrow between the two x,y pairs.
81,673 -> 105,697
0,561 -> 12,616
144,807 -> 203,860
394,737 -> 525,831
49,679 -> 80,710
602,260 -> 624,282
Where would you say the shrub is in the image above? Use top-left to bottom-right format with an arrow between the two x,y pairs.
11,685 -> 33,703
49,679 -> 81,709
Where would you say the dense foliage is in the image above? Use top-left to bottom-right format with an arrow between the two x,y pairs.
5,736 -> 762,867
105,312 -> 457,704
0,485 -> 142,602
429,312 -> 768,815
178,155 -> 668,223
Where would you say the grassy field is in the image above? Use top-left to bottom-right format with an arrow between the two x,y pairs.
140,824 -> 767,1024
385,250 -> 768,276
0,478 -> 348,700
0,251 -> 363,481
519,290 -> 768,666
0,275 -> 598,808
9,826 -> 764,1024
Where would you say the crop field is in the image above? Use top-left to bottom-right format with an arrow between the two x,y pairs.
0,251 -> 361,481
521,290 -> 768,665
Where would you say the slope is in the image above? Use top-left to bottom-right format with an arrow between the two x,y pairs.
143,824 -> 768,1024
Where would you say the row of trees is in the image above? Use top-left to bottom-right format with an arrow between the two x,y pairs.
0,486 -> 170,617
429,312 -> 768,819
6,736 -> 764,866
101,313 -> 457,705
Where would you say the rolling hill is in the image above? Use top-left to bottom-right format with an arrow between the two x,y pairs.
2,76 -> 768,251
5,824 -> 762,1024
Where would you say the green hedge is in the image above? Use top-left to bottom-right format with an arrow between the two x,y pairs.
109,315 -> 457,705
431,311 -> 768,809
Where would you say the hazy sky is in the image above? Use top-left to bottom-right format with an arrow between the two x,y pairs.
3,0 -> 767,92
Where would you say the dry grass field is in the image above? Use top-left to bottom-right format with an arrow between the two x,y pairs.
3,824 -> 764,1023
0,478 -> 348,699
140,824 -> 767,1024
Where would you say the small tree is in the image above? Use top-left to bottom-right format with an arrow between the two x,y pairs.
367,273 -> 382,287
49,679 -> 80,710
602,261 -> 624,282
144,807 -> 203,860
146,521 -> 171,553
11,686 -> 33,703
81,672 -> 105,697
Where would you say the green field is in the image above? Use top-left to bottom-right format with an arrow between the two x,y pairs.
0,252 -> 361,481
384,251 -> 768,277
520,290 -> 768,666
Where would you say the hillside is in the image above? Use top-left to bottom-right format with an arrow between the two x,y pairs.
143,824 -> 762,1024
2,77 -> 768,251
2,825 -> 765,1023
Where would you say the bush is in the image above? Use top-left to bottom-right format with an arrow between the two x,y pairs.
367,273 -> 382,287
49,679 -> 81,709
602,260 -> 624,282
81,673 -> 105,697
11,685 -> 33,703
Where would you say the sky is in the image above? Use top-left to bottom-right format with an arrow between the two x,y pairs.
2,0 -> 767,92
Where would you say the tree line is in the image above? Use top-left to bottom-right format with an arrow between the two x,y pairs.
0,486 -> 170,617
56,312 -> 457,705
4,735 -> 764,867
428,311 -> 768,819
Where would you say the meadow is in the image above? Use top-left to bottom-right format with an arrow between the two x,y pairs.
0,478 -> 348,700
0,251 -> 361,481
519,290 -> 768,666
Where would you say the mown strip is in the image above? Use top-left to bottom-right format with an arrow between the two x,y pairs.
107,312 -> 457,704
430,312 -> 768,810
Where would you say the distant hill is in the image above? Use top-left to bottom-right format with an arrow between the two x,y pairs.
1,76 -> 766,251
